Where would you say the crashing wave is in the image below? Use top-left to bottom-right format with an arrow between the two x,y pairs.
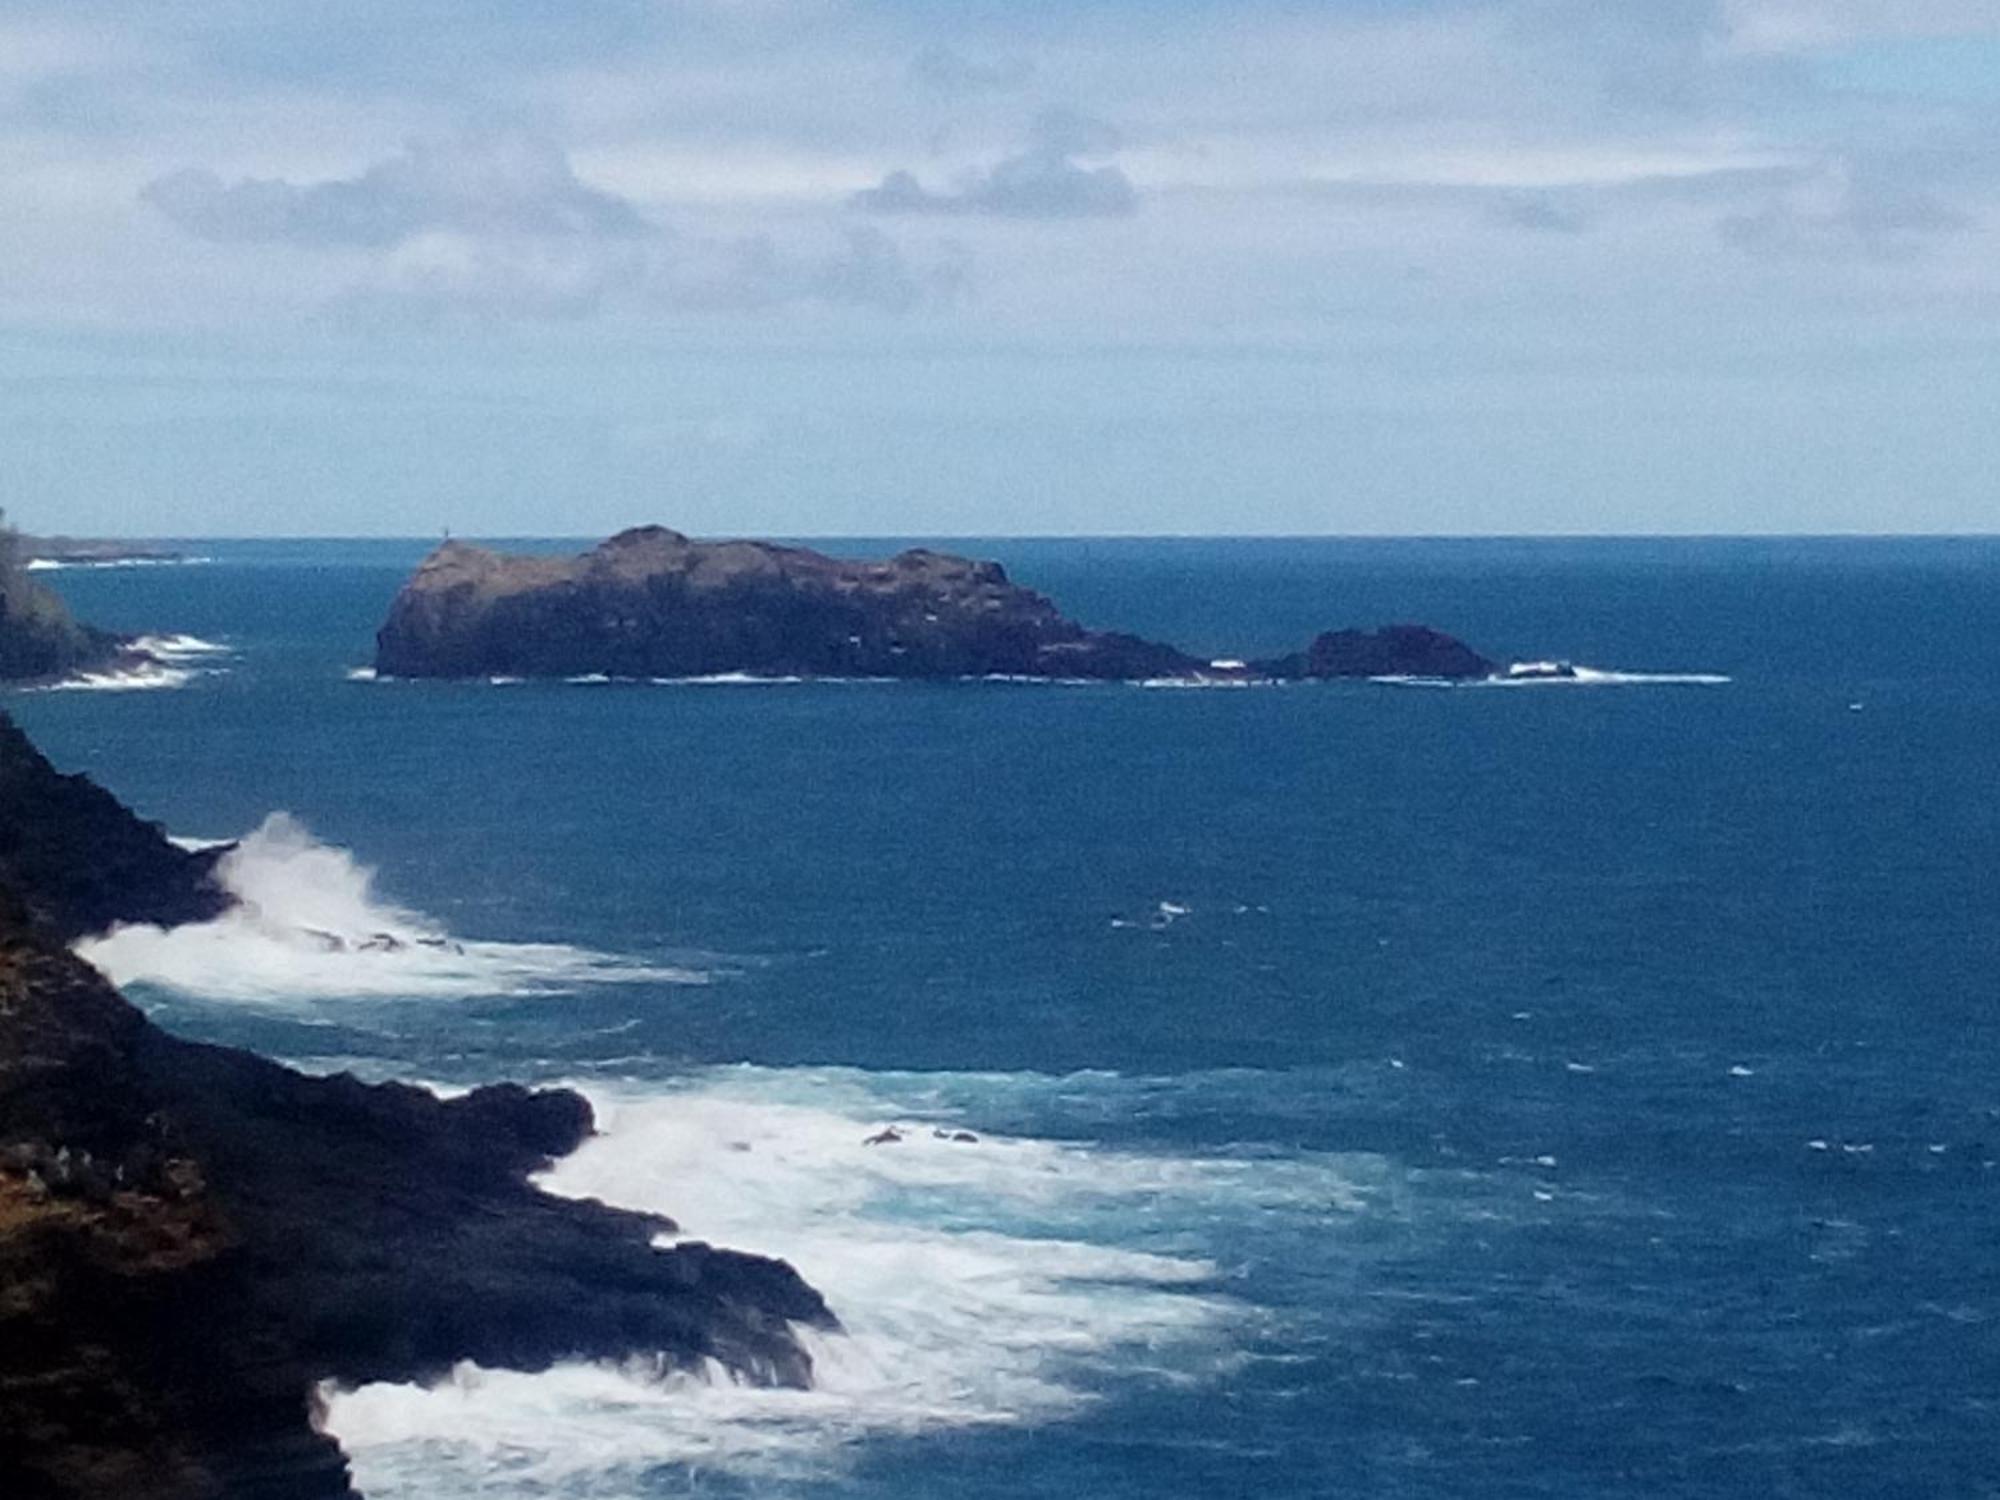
76,813 -> 702,1002
24,555 -> 214,572
129,633 -> 231,661
28,635 -> 233,693
38,662 -> 199,692
323,1065 -> 1360,1494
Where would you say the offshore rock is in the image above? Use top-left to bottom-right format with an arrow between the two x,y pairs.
376,528 -> 1207,681
0,724 -> 837,1499
1259,624 -> 1495,681
374,528 -> 1498,683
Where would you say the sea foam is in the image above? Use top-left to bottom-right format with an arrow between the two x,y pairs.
321,1065 -> 1360,1495
1372,662 -> 1731,688
76,813 -> 701,1002
24,555 -> 213,572
31,634 -> 234,693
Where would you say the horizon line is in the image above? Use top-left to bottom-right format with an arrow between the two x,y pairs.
27,530 -> 2000,545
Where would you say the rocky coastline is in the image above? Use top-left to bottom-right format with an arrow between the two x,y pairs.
0,561 -> 128,685
374,527 -> 1498,683
0,712 -> 835,1499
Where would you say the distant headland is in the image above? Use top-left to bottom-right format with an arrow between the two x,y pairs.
22,537 -> 191,569
374,527 -> 1497,683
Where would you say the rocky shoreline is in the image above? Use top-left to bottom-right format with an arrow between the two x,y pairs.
375,527 -> 1498,684
0,713 -> 835,1499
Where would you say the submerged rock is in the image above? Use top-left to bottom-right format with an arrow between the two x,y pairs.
373,528 -> 1496,683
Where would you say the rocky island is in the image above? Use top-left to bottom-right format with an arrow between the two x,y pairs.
0,712 -> 835,1498
374,527 -> 1497,683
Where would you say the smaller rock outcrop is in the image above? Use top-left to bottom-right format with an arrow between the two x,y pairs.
374,528 -> 1498,684
1258,625 -> 1494,681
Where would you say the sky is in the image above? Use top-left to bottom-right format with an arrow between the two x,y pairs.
3,0 -> 1998,537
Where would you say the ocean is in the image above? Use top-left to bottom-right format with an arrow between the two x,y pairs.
15,536 -> 2000,1498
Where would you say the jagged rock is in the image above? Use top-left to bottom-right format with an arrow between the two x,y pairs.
0,713 -> 232,941
0,727 -> 838,1499
376,528 -> 1206,681
374,528 -> 1498,684
0,562 -> 124,683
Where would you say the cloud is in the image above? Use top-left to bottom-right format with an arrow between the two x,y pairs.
1718,158 -> 1972,257
142,130 -> 651,248
908,43 -> 1032,95
853,108 -> 1138,219
144,127 -> 963,321
1489,193 -> 1591,234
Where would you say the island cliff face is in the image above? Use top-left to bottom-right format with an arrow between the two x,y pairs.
375,528 -> 1497,683
0,713 -> 836,1499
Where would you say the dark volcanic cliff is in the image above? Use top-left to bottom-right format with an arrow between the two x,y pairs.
0,715 -> 232,941
0,557 -> 124,683
0,715 -> 836,1499
375,527 -> 1498,683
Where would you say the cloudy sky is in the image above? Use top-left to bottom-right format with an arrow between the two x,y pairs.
4,0 -> 1997,535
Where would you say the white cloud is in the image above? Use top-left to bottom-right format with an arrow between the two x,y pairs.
143,130 -> 651,248
854,108 -> 1137,219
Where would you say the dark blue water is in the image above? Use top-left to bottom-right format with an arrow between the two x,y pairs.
16,538 -> 2000,1498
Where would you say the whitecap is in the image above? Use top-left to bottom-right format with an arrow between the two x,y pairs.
76,813 -> 701,1003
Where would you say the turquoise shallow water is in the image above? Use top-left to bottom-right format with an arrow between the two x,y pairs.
16,536 -> 2000,1498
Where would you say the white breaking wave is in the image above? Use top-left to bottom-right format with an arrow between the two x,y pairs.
29,635 -> 234,694
130,633 -> 231,661
1488,663 -> 1731,687
323,1066 -> 1352,1495
77,813 -> 702,1002
1372,662 -> 1731,689
38,663 -> 198,692
24,555 -> 213,572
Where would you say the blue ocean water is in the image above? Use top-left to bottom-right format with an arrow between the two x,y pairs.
15,536 -> 2000,1498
